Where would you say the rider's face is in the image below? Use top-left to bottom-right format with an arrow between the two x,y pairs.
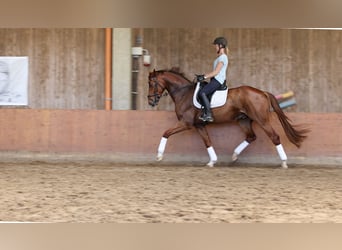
213,44 -> 221,53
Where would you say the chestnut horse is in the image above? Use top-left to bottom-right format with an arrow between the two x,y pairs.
147,69 -> 308,168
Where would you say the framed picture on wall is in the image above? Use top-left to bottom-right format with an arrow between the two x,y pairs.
0,56 -> 28,106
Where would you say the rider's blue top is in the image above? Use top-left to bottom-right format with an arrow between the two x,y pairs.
213,54 -> 228,84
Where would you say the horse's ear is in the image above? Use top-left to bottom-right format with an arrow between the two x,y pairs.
149,69 -> 155,77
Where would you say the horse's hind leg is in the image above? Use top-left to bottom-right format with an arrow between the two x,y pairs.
258,121 -> 288,168
243,90 -> 289,168
232,117 -> 256,162
196,125 -> 217,167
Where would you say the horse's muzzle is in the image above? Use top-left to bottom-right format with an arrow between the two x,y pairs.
148,95 -> 160,107
149,100 -> 157,107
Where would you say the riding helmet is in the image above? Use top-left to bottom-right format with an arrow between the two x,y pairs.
213,37 -> 227,48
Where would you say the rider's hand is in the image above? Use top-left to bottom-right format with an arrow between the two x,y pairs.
196,74 -> 205,82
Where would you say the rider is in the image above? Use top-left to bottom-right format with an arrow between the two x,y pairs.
197,37 -> 229,122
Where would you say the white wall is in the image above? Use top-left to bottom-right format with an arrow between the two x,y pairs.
112,28 -> 132,110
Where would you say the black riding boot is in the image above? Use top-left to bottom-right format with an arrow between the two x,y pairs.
199,92 -> 214,122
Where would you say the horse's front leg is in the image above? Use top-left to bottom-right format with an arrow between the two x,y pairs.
196,125 -> 217,167
156,121 -> 191,161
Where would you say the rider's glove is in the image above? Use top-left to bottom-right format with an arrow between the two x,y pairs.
196,74 -> 205,82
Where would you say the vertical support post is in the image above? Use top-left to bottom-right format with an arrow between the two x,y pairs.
105,28 -> 112,110
112,28 -> 132,110
131,29 -> 143,110
131,56 -> 139,110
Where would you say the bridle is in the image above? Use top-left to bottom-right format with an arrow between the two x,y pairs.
148,71 -> 194,107
147,76 -> 168,106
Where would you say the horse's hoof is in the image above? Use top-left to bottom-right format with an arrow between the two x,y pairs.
156,154 -> 163,161
232,153 -> 238,162
281,161 -> 288,169
206,161 -> 216,167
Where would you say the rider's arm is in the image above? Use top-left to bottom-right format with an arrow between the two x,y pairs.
204,61 -> 224,80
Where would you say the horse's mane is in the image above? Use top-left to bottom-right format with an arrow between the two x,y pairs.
157,67 -> 193,83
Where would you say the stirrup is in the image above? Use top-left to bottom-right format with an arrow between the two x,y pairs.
199,113 -> 214,122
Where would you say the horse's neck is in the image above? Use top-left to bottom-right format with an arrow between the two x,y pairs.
165,78 -> 194,105
165,80 -> 186,93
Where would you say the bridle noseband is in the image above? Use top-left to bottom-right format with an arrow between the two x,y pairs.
148,77 -> 168,106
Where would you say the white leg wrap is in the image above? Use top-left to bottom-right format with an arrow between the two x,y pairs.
234,140 -> 250,155
207,146 -> 217,162
276,144 -> 288,161
158,137 -> 168,155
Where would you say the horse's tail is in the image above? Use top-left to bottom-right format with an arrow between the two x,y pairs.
265,92 -> 309,148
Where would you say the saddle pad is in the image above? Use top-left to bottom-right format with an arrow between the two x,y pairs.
193,82 -> 228,109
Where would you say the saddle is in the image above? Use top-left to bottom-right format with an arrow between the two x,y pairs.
193,81 -> 228,109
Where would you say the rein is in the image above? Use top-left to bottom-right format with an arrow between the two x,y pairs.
149,79 -> 194,97
167,83 -> 194,96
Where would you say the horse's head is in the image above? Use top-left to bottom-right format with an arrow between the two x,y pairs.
147,68 -> 192,107
147,70 -> 167,107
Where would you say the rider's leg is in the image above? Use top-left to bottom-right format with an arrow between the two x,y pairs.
198,78 -> 221,122
199,92 -> 213,122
